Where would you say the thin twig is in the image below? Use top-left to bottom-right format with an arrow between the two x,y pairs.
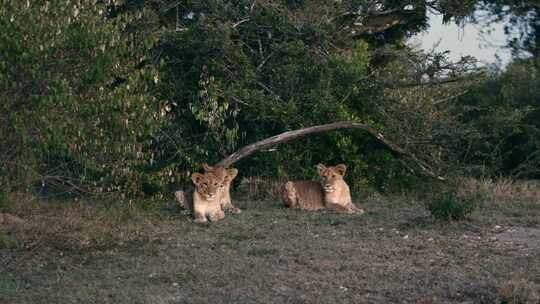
256,52 -> 274,72
433,90 -> 469,105
232,18 -> 250,28
256,81 -> 282,100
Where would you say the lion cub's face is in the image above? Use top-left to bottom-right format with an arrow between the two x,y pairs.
317,163 -> 347,193
202,164 -> 227,191
191,171 -> 224,200
203,164 -> 238,186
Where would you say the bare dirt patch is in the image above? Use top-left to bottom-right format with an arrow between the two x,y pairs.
0,213 -> 25,225
495,226 -> 540,250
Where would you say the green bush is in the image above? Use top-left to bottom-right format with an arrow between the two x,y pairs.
454,59 -> 540,179
0,1 -> 165,198
424,186 -> 484,220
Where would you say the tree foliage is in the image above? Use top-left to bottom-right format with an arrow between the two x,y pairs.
128,0 -> 488,193
1,0 -> 538,200
0,0 -> 163,197
455,58 -> 540,178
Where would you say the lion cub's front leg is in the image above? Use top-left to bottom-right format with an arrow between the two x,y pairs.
193,212 -> 208,223
325,202 -> 363,214
208,210 -> 225,222
220,188 -> 242,214
325,202 -> 352,213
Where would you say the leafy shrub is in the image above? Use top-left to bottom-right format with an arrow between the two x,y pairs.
0,1 -> 165,198
424,183 -> 484,220
455,59 -> 540,179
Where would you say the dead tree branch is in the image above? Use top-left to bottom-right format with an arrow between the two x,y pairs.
216,121 -> 445,180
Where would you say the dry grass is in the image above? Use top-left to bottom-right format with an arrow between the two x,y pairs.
236,176 -> 285,201
499,279 -> 540,304
1,189 -> 540,304
459,177 -> 540,202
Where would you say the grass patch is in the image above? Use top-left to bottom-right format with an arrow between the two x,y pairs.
1,191 -> 539,303
0,229 -> 20,249
223,231 -> 254,241
500,279 -> 540,304
246,247 -> 279,257
0,276 -> 25,297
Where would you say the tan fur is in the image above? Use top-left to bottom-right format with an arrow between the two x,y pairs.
282,164 -> 363,214
190,171 -> 226,223
174,190 -> 191,211
282,181 -> 325,210
203,164 -> 241,214
317,163 -> 363,214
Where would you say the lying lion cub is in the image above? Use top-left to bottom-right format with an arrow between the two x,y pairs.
202,164 -> 241,214
282,163 -> 363,214
174,170 -> 226,223
282,180 -> 325,210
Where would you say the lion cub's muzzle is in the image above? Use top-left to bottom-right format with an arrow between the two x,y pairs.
205,192 -> 217,200
322,184 -> 336,193
201,188 -> 219,200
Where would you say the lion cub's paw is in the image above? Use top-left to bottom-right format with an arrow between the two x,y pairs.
193,212 -> 208,224
208,210 -> 225,222
229,207 -> 242,214
349,206 -> 364,215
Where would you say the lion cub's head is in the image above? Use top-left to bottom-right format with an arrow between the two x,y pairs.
191,171 -> 225,200
203,164 -> 238,186
316,163 -> 347,193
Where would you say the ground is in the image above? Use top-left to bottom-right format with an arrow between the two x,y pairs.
1,194 -> 539,304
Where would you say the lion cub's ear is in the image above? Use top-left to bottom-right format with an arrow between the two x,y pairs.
335,164 -> 347,176
227,168 -> 239,180
202,163 -> 213,171
191,172 -> 204,185
316,163 -> 327,175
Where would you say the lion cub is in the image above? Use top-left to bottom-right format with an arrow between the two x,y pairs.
317,163 -> 363,214
191,170 -> 226,223
202,164 -> 241,214
282,163 -> 363,214
282,180 -> 325,210
175,170 -> 226,223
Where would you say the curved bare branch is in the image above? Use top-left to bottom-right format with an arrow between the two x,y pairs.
216,121 -> 445,180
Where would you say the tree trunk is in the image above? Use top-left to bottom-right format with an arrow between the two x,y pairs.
216,121 -> 444,180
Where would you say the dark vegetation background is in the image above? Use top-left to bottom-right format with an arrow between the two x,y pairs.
1,0 -> 539,201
